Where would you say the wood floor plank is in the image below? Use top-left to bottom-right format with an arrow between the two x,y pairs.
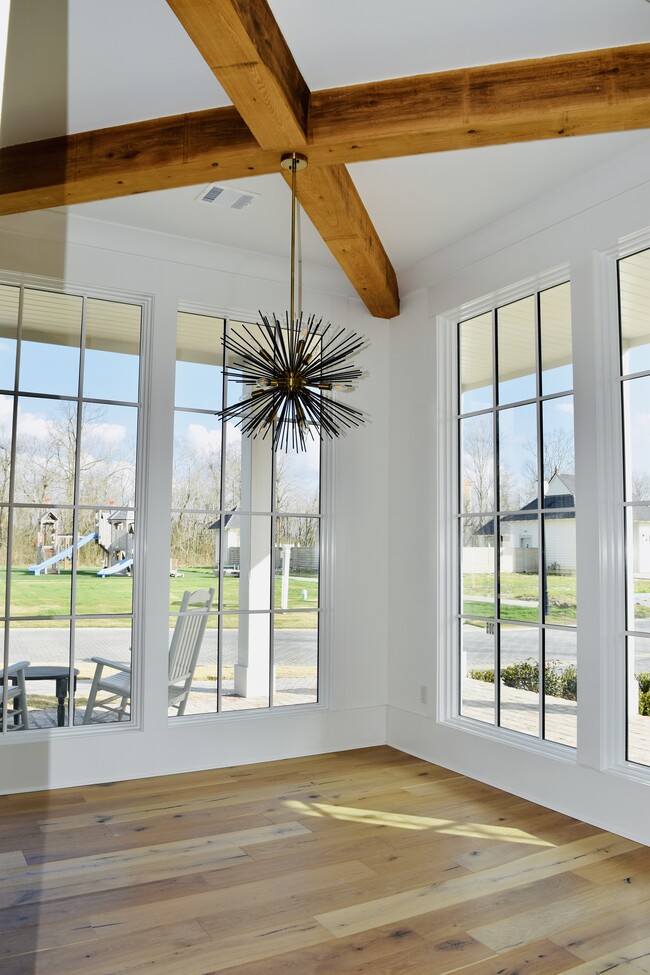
5,919 -> 211,975
467,880 -> 650,952
551,936 -> 650,974
2,746 -> 648,975
550,899 -> 650,961
89,859 -> 376,939
315,832 -> 637,937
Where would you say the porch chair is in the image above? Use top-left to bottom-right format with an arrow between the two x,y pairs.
0,660 -> 31,730
83,588 -> 215,723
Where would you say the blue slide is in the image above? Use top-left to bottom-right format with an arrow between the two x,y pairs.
29,532 -> 98,575
98,557 -> 133,577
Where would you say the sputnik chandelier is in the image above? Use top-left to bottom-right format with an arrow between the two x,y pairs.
218,152 -> 368,452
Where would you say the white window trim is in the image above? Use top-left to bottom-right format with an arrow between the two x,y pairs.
435,264 -> 579,764
0,269 -> 153,739
594,228 -> 650,781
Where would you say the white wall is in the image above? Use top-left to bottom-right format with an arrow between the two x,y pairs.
0,211 -> 390,792
387,141 -> 650,845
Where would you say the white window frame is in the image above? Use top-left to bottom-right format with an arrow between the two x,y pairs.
436,265 -> 579,762
170,302 -> 333,720
0,269 -> 152,738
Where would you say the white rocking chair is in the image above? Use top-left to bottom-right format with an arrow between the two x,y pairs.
83,589 -> 214,723
0,661 -> 31,731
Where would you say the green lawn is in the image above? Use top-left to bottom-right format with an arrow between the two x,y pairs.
462,571 -> 577,625
1,566 -> 319,628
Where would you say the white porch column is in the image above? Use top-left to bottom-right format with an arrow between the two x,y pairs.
234,434 -> 272,698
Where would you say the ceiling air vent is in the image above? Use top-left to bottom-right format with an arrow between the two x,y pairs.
196,184 -> 258,210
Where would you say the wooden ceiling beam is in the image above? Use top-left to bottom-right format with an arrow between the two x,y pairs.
165,0 -> 399,318
284,163 -> 399,320
310,43 -> 650,163
0,44 -> 648,259
165,0 -> 309,149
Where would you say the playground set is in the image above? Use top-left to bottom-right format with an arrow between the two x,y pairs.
29,510 -> 134,577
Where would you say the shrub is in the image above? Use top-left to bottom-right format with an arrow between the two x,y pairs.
469,658 -> 577,702
640,690 -> 650,717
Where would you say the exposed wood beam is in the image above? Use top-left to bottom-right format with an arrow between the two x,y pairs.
310,43 -> 650,163
0,106 -> 277,214
284,163 -> 399,320
165,0 -> 309,149
1,44 -> 648,225
165,0 -> 398,318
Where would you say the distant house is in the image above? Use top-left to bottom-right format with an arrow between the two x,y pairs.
474,472 -> 576,573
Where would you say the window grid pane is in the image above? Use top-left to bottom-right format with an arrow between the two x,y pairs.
1,287 -> 142,733
171,313 -> 321,717
458,281 -> 576,746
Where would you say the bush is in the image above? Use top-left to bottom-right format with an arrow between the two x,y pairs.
468,657 -> 577,701
640,689 -> 650,717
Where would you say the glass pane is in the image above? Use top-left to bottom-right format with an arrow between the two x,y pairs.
542,397 -> 574,494
620,248 -> 650,377
460,619 -> 495,725
626,506 -> 650,633
544,629 -> 577,747
13,397 -> 77,505
543,514 -> 577,626
223,420 -> 242,511
540,282 -> 572,395
169,512 -> 220,606
0,284 -> 19,390
77,510 -> 134,616
84,299 -> 141,402
175,312 -> 224,412
497,296 -> 536,405
460,516 -> 495,617
628,635 -> 650,766
20,289 -> 82,396
173,411 -> 222,512
5,622 -> 71,731
498,403 -> 537,511
459,312 -> 493,414
275,517 -> 319,611
623,376 -> 650,502
0,395 -> 13,502
275,439 -> 320,512
500,623 -> 539,738
221,612 -> 270,712
273,612 -> 318,707
460,414 -> 494,513
223,515 -> 272,613
78,404 -> 138,507
499,515 -> 539,624
77,621 -> 133,726
12,507 -> 73,616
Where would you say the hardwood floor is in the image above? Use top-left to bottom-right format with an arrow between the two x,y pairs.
2,746 -> 650,974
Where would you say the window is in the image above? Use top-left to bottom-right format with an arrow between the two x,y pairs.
457,281 -> 576,746
171,311 -> 321,716
619,247 -> 650,767
0,284 -> 143,731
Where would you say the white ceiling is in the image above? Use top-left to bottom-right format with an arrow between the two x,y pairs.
2,0 -> 650,281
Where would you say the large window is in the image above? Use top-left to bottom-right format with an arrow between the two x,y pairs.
457,281 -> 576,746
171,311 -> 321,716
619,247 -> 650,767
0,284 -> 142,731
